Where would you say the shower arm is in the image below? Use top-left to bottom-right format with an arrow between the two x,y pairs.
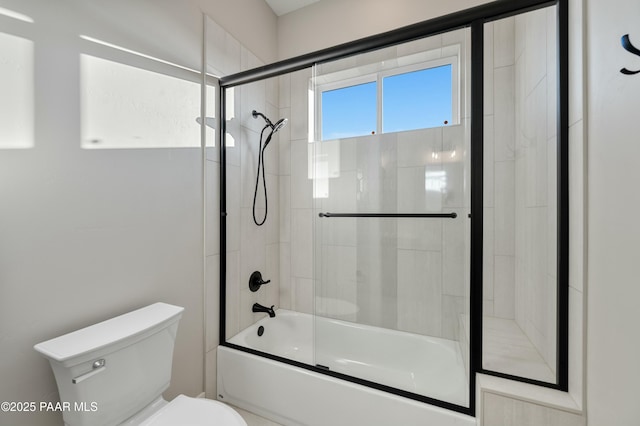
252,110 -> 273,127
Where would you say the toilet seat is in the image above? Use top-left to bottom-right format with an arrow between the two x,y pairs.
139,395 -> 247,426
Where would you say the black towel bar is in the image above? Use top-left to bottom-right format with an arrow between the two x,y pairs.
318,212 -> 457,218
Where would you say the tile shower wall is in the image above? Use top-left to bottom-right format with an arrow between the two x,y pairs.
204,17 -> 280,399
513,7 -> 558,373
278,68 -> 314,314
484,7 -> 558,374
279,30 -> 471,341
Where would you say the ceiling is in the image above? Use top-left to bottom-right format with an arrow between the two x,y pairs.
264,0 -> 322,16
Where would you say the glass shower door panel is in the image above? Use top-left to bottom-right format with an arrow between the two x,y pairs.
481,5 -> 559,384
312,27 -> 471,408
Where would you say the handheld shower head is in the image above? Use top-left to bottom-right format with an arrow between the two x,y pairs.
252,110 -> 288,134
251,111 -> 289,227
263,119 -> 287,149
272,118 -> 288,133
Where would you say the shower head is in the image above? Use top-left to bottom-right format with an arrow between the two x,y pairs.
252,110 -> 288,133
272,118 -> 288,133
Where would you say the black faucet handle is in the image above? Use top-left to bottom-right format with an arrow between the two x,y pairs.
249,271 -> 271,292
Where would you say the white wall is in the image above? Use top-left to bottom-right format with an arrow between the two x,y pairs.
0,1 -> 277,425
586,0 -> 640,424
202,0 -> 278,66
277,0 -> 492,60
0,2 -> 203,425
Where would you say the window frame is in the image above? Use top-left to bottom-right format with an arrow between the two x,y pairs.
316,54 -> 459,141
317,73 -> 378,140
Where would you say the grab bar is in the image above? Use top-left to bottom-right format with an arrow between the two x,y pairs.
318,212 -> 457,218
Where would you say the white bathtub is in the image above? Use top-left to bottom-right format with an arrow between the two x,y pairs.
218,309 -> 474,426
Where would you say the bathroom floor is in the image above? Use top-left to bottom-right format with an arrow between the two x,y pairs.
231,405 -> 284,426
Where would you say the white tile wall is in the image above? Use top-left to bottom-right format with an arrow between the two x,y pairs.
443,208 -> 465,298
319,245 -> 357,321
226,164 -> 241,252
206,254 -> 220,353
484,23 -> 495,116
493,19 -> 515,67
291,208 -> 313,278
493,255 -> 515,319
293,277 -> 313,314
494,66 -> 516,162
240,126 -> 261,209
265,174 -> 280,245
442,125 -> 466,209
225,250 -> 241,338
289,69 -> 310,141
494,160 -> 515,257
290,138 -> 313,209
206,17 -> 241,77
484,6 -> 563,384
240,207 -> 266,281
278,107 -> 292,176
397,249 -> 442,336
397,218 -> 442,251
397,127 -> 442,167
484,116 -> 495,208
225,87 -> 242,167
279,243 -> 292,310
206,161 -> 220,257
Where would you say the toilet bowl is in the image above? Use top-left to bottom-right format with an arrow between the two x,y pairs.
34,303 -> 246,426
130,395 -> 246,426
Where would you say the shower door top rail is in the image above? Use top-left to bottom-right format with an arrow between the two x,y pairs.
318,212 -> 458,218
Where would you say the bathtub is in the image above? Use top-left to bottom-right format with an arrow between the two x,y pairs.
218,309 -> 474,426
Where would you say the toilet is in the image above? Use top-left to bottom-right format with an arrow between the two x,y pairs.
34,303 -> 246,426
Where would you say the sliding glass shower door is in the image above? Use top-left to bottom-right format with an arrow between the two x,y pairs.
311,28 -> 472,409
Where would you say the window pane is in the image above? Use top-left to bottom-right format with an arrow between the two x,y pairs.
382,65 -> 452,133
0,32 -> 34,149
81,55 -> 201,149
321,81 -> 376,140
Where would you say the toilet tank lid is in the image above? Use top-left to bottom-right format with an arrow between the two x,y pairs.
34,303 -> 184,362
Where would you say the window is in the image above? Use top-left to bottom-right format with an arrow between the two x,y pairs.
321,80 -> 377,140
382,64 -> 452,132
318,56 -> 458,141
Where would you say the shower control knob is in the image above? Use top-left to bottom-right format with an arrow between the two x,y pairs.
249,271 -> 271,292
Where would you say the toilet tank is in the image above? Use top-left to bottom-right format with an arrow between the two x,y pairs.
34,303 -> 184,426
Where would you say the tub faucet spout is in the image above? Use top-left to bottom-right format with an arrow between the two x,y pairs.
252,303 -> 276,318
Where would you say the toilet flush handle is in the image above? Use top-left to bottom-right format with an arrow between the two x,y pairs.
72,359 -> 106,384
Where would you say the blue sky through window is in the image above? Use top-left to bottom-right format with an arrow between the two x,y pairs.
321,81 -> 376,140
383,64 -> 452,132
321,64 -> 452,140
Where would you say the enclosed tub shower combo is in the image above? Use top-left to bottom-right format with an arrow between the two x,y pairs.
213,0 -> 570,424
